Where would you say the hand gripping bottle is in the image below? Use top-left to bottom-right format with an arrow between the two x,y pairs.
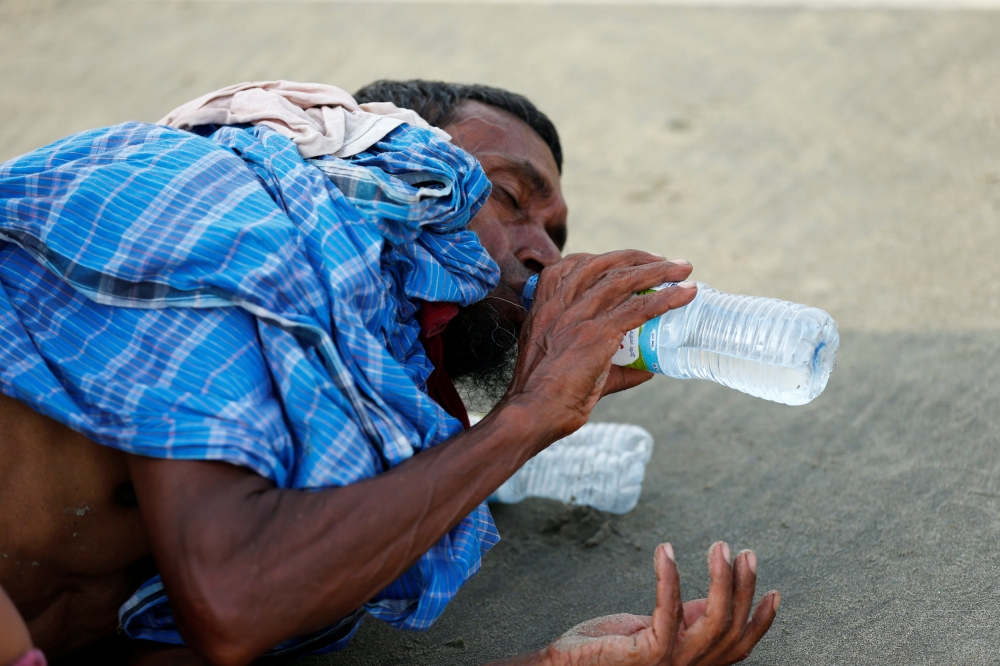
521,275 -> 839,406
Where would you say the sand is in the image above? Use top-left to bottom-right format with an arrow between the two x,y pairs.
2,1 -> 999,663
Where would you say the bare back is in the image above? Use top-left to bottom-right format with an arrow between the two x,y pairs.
0,394 -> 153,658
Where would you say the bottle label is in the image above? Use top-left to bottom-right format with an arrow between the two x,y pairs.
610,282 -> 678,373
641,325 -> 661,374
612,327 -> 644,368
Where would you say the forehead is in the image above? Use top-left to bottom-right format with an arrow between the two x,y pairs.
443,101 -> 559,177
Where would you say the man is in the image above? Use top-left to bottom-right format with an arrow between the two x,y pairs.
0,80 -> 779,665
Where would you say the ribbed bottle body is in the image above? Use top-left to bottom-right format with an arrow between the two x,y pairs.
613,283 -> 839,405
491,424 -> 654,514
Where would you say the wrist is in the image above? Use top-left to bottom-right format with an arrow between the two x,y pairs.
450,397 -> 570,506
485,396 -> 564,458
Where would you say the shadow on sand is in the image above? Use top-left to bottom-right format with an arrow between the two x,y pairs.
320,330 -> 1000,665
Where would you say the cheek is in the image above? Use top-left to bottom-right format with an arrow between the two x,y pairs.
468,205 -> 514,260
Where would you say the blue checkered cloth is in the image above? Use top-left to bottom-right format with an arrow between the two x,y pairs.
0,121 -> 501,654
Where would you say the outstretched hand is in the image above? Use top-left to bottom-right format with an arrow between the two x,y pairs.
491,542 -> 779,666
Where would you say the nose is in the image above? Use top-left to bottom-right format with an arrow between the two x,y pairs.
514,226 -> 563,275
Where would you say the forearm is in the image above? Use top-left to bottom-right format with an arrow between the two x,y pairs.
131,398 -> 554,663
255,399 -> 551,624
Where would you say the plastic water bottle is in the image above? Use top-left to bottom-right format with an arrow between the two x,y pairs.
521,275 -> 839,406
489,423 -> 654,515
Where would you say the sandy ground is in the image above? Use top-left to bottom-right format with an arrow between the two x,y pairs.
1,1 -> 999,663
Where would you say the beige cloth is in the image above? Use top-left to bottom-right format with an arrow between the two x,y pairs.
158,80 -> 450,159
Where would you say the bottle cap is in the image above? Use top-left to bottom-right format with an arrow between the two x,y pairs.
522,274 -> 539,311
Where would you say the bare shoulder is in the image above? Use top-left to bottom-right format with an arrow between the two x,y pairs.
0,393 -> 153,658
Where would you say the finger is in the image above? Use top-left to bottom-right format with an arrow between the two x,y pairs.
603,282 -> 698,337
674,541 -> 734,664
536,250 -> 657,298
647,543 -> 683,661
600,366 -> 655,397
572,261 -> 695,319
729,551 -> 757,636
697,550 -> 758,662
536,250 -> 682,308
718,591 -> 780,665
527,252 -> 591,311
566,249 -> 678,282
587,258 -> 694,303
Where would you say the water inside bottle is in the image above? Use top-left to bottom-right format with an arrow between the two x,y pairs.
658,344 -> 836,405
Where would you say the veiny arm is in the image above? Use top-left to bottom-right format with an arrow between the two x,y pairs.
127,251 -> 697,666
128,402 -> 549,665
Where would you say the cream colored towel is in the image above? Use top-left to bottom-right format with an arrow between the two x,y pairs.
158,80 -> 450,159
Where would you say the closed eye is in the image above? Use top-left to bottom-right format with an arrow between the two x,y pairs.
496,187 -> 520,211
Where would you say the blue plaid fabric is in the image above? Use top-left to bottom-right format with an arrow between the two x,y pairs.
0,121 -> 501,653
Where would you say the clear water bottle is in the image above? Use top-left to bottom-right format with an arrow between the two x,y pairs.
521,276 -> 839,406
489,423 -> 654,515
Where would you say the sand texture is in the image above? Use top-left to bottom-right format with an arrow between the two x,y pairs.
1,1 -> 999,663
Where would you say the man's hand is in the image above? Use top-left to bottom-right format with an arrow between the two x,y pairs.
504,251 -> 695,441
492,542 -> 779,666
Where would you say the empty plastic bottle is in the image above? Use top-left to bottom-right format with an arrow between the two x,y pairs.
521,275 -> 839,406
489,423 -> 654,514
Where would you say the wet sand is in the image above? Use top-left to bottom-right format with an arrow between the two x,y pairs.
2,1 -> 999,663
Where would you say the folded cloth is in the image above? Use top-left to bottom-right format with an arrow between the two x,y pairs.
418,301 -> 470,429
0,120 -> 499,654
159,80 -> 450,159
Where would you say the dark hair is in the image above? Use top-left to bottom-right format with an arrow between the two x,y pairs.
354,79 -> 562,173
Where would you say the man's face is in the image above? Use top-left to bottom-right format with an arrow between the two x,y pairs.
441,100 -> 568,404
447,101 -> 568,321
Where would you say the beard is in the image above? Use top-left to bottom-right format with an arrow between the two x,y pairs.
443,298 -> 520,415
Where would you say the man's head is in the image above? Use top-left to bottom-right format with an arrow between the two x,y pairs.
354,80 -> 568,408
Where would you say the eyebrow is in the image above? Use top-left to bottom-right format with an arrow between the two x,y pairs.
509,159 -> 553,199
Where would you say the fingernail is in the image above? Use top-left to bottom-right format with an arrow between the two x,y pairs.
746,551 -> 757,574
665,543 -> 675,561
677,281 -> 696,289
722,542 -> 731,564
772,592 -> 781,612
650,252 -> 666,259
668,258 -> 690,265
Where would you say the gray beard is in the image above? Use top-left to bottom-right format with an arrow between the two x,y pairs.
443,299 -> 520,414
